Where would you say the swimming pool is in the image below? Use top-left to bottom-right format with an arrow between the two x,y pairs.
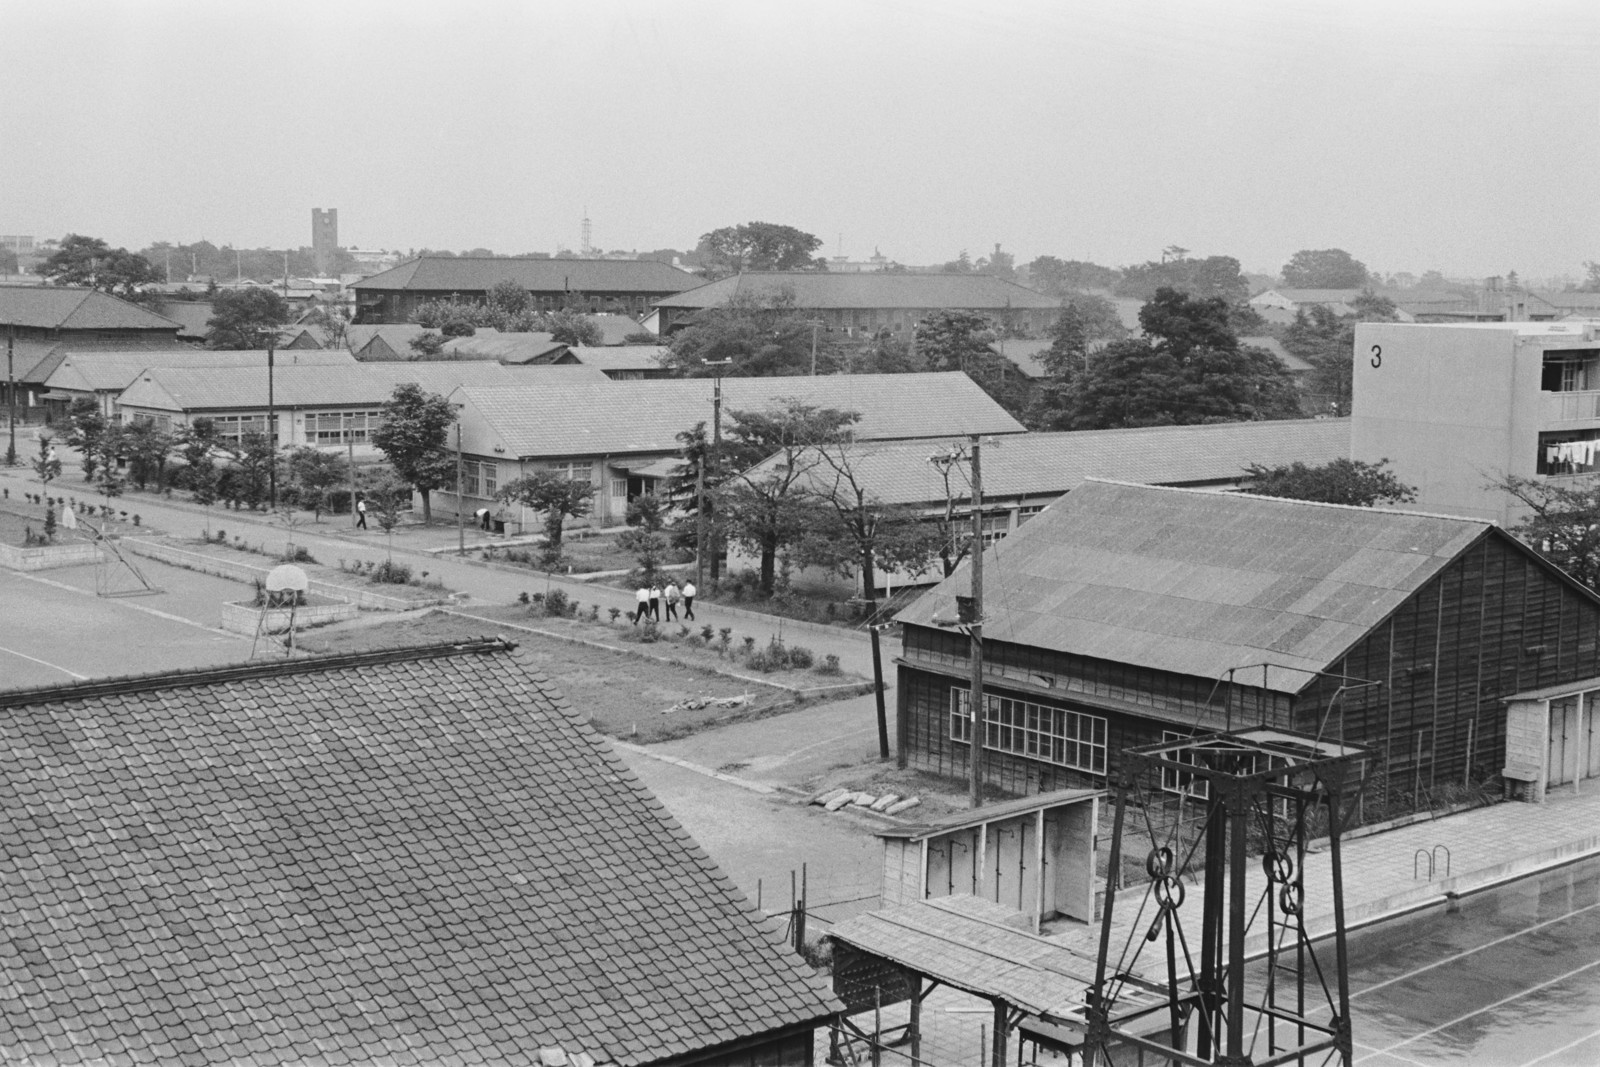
1347,854 -> 1600,1066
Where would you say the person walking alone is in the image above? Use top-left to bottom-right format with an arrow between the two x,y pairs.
355,494 -> 368,530
681,580 -> 696,620
664,580 -> 681,622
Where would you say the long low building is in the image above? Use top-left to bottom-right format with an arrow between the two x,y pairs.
731,417 -> 1353,596
352,256 -> 699,323
447,371 -> 1028,527
41,348 -> 355,418
115,362 -> 606,454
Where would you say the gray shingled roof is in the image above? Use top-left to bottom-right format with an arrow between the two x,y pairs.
0,640 -> 840,1066
350,257 -> 697,294
346,323 -> 427,354
442,329 -> 566,363
0,285 -> 184,331
458,372 -> 1027,459
116,362 -> 605,411
896,479 -> 1493,693
562,346 -> 668,372
743,419 -> 1351,505
43,349 -> 356,394
654,272 -> 1061,310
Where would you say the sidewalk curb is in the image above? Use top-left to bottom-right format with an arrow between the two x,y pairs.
610,741 -> 777,795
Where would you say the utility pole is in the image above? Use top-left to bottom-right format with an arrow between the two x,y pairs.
346,413 -> 357,527
704,359 -> 731,582
810,320 -> 819,375
456,419 -> 466,555
968,434 -> 985,809
5,326 -> 15,467
265,331 -> 278,510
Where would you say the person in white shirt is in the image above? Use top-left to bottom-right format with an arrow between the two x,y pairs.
633,585 -> 649,625
681,581 -> 697,620
663,581 -> 681,621
648,584 -> 663,622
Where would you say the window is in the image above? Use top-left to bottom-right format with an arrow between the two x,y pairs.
611,478 -> 628,499
459,458 -> 497,499
949,687 -> 1107,775
305,410 -> 380,444
550,460 -> 592,484
1160,730 -> 1210,799
212,414 -> 270,445
1538,429 -> 1600,476
980,512 -> 1012,547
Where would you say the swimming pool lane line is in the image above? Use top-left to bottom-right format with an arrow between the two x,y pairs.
1349,896 -> 1600,1000
1356,956 -> 1600,1062
1516,1023 -> 1600,1067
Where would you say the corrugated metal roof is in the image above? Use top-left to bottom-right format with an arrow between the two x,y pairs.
117,361 -> 604,411
0,285 -> 183,331
654,271 -> 1061,310
896,479 -> 1492,693
563,345 -> 668,371
457,371 -> 1027,459
345,323 -> 426,353
350,256 -> 698,293
43,349 -> 355,393
591,313 -> 648,344
744,418 -> 1351,505
153,300 -> 214,340
440,329 -> 563,362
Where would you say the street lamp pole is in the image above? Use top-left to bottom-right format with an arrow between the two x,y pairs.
266,331 -> 278,510
6,323 -> 16,467
705,359 -> 731,583
967,434 -> 985,809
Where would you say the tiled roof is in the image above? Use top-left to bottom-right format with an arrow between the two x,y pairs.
562,346 -> 669,372
990,337 -> 1053,377
895,479 -> 1492,693
442,329 -> 567,363
1238,335 -> 1313,373
10,340 -> 67,385
591,313 -> 648,344
153,300 -> 215,340
117,361 -> 604,412
0,285 -> 183,331
0,640 -> 839,1066
43,349 -> 356,394
346,323 -> 427,354
653,272 -> 1061,310
457,372 -> 1027,459
350,257 -> 698,294
744,419 -> 1351,505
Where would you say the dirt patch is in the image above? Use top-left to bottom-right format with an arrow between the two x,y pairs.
296,610 -> 820,743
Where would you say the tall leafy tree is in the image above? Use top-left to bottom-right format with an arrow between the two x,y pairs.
370,383 -> 456,522
206,288 -> 291,349
122,421 -> 173,490
1025,256 -> 1120,295
1241,458 -> 1415,507
64,399 -> 109,481
283,446 -> 347,519
1048,288 -> 1299,430
719,401 -> 858,592
1038,296 -> 1127,377
913,309 -> 1033,420
40,234 -> 159,299
1117,254 -> 1249,303
697,222 -> 824,277
1494,476 -> 1600,591
662,291 -> 836,377
1281,248 -> 1370,289
496,472 -> 595,568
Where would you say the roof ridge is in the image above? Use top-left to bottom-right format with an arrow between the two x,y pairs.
1080,477 -> 1497,526
0,637 -> 518,709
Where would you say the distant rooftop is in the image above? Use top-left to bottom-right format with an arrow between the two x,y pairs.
350,256 -> 698,294
654,271 -> 1061,310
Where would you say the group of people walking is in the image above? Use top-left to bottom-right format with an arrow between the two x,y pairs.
633,579 -> 695,623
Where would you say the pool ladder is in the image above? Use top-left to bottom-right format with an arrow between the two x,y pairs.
1413,844 -> 1452,881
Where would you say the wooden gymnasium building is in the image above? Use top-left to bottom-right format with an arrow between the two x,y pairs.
894,479 -> 1600,816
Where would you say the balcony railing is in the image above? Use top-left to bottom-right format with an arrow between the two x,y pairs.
1546,390 -> 1600,422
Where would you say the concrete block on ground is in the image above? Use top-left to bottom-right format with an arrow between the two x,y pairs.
870,794 -> 901,812
885,797 -> 921,816
851,792 -> 877,807
824,794 -> 856,812
813,788 -> 849,807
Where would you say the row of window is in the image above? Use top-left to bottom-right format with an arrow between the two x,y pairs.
948,687 -> 1108,775
305,411 -> 379,444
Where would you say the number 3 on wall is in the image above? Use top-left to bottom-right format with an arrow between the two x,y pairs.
1370,344 -> 1382,368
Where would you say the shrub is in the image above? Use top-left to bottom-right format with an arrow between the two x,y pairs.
678,625 -> 690,639
634,620 -> 660,644
588,604 -> 601,621
741,636 -> 756,656
700,624 -> 715,642
518,591 -> 530,604
816,653 -> 842,676
788,644 -> 815,670
281,545 -> 315,564
371,559 -> 413,584
544,588 -> 570,617
608,607 -> 622,624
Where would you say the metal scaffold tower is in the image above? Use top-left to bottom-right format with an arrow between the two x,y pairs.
1084,728 -> 1371,1067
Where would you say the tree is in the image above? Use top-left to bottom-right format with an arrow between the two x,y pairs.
1241,458 -> 1415,507
32,434 -> 62,539
1049,288 -> 1300,430
719,401 -> 859,593
914,309 -> 996,373
1025,257 -> 1121,296
697,222 -> 824,277
40,234 -> 159,298
284,446 -> 346,520
496,472 -> 595,568
939,251 -> 974,274
206,288 -> 290,349
974,245 -> 1015,280
545,308 -> 603,346
370,383 -> 457,523
487,278 -> 532,316
409,332 -> 448,359
1281,290 -> 1401,416
1117,255 -> 1248,303
64,399 -> 108,481
662,291 -> 837,378
122,421 -> 173,490
1038,296 -> 1126,377
1580,261 -> 1600,294
801,441 -> 942,608
1493,475 -> 1600,591
1281,249 -> 1369,289
221,433 -> 274,510
618,493 -> 671,584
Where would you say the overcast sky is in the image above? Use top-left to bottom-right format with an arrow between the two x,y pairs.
6,0 -> 1597,281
